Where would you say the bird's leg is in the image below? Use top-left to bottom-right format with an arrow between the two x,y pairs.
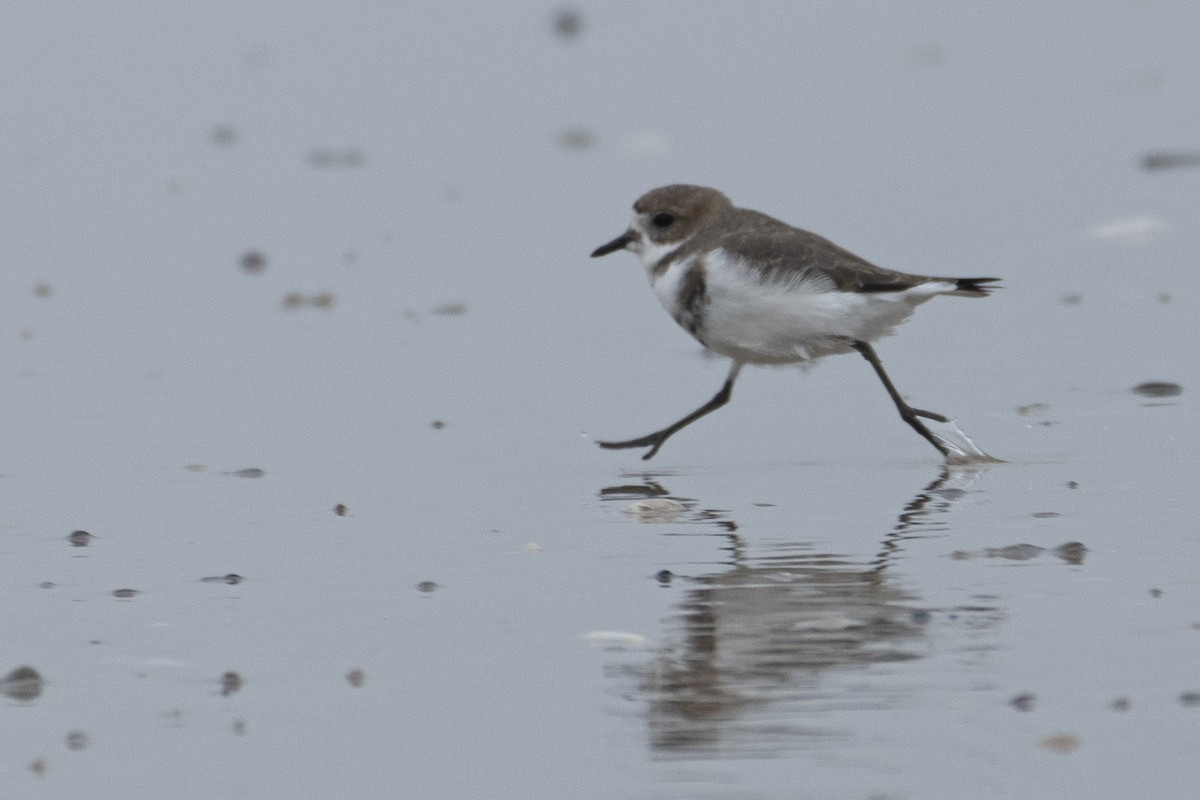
851,340 -> 952,457
598,363 -> 742,460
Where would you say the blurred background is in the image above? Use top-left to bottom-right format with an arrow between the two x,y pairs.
3,3 -> 1199,798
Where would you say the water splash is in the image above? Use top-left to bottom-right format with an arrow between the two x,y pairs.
930,419 -> 1003,464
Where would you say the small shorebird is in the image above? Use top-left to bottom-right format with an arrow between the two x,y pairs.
591,184 -> 999,460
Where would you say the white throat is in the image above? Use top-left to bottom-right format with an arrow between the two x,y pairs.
628,216 -> 686,278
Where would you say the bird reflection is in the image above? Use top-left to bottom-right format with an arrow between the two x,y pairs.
598,467 -> 993,757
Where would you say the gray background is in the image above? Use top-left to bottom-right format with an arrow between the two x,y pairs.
3,3 -> 1199,798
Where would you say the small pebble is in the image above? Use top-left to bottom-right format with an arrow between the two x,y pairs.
111,588 -> 139,599
415,581 -> 438,593
227,468 -> 265,478
1016,403 -> 1051,416
211,125 -> 239,147
0,666 -> 44,701
1039,733 -> 1080,754
431,302 -> 468,316
1010,693 -> 1036,712
282,292 -> 336,310
334,503 -> 348,516
220,671 -> 243,697
1141,151 -> 1200,171
550,6 -> 583,39
654,569 -> 674,585
346,668 -> 366,688
1132,381 -> 1182,398
1111,697 -> 1131,712
1053,542 -> 1087,565
559,128 -> 595,150
984,544 -> 1044,561
1179,691 -> 1200,707
64,731 -> 90,752
67,530 -> 94,547
200,574 -> 243,585
240,250 -> 266,273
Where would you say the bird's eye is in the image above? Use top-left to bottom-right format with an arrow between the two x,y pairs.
651,213 -> 675,228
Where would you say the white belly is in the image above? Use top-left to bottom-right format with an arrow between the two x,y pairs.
653,251 -> 951,365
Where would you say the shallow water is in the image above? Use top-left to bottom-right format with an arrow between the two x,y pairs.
3,3 -> 1200,798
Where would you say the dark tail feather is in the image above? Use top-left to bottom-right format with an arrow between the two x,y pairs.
951,277 -> 1001,297
857,276 -> 1002,296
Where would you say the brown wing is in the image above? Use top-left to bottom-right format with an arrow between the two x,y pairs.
713,210 -> 998,295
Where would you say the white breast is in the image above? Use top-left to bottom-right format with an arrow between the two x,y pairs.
650,254 -> 693,318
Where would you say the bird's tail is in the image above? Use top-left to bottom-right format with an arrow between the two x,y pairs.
948,277 -> 1001,297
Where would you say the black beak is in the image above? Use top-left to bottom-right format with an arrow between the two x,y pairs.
591,231 -> 634,257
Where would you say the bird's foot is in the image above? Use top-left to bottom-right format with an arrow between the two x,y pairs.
596,432 -> 669,461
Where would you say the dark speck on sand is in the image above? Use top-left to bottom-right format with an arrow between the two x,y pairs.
1133,381 -> 1182,398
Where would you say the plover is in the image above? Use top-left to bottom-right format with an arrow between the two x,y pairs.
591,184 -> 999,460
